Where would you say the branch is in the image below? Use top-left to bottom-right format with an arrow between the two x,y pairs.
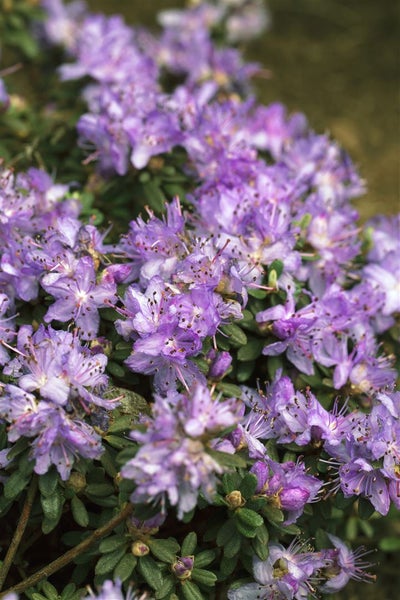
0,502 -> 134,597
0,476 -> 38,591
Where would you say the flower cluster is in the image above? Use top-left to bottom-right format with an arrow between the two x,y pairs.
228,536 -> 375,599
0,1 -> 397,599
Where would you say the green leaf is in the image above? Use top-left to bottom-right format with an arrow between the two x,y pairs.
331,490 -> 354,509
345,516 -> 358,541
358,497 -> 375,520
107,415 -> 134,434
85,483 -> 115,497
39,469 -> 59,497
252,535 -> 269,560
113,553 -> 137,582
234,519 -> 258,538
71,495 -> 89,527
223,530 -> 241,558
236,507 -> 264,528
181,532 -> 197,556
379,537 -> 400,552
42,515 -> 62,535
247,288 -> 267,299
107,361 -> 126,378
194,549 -> 216,569
220,323 -> 247,348
206,449 -> 247,469
237,339 -> 264,361
4,471 -> 30,499
40,581 -> 59,599
222,472 -> 242,494
138,554 -> 163,590
255,524 -> 269,545
217,520 -> 236,548
181,580 -> 204,600
236,360 -> 255,383
84,494 -> 118,508
95,547 -> 127,576
41,488 -> 64,522
141,180 -> 166,213
216,382 -> 243,398
99,535 -> 128,554
262,504 -> 284,524
99,307 -> 120,322
104,435 -> 133,450
155,575 -> 176,599
266,356 -> 283,380
269,260 -> 284,278
60,583 -> 82,600
219,554 -> 237,578
100,448 -> 118,478
191,568 -> 217,587
239,473 -> 258,499
18,452 -> 34,476
149,537 -> 180,563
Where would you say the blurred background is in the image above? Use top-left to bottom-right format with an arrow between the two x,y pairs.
87,0 -> 399,222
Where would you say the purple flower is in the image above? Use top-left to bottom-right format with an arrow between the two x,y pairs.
0,387 -> 102,480
121,384 -> 240,518
2,324 -> 116,410
118,199 -> 186,284
84,579 -> 148,600
42,255 -> 117,339
41,0 -> 87,50
339,457 -> 390,515
0,77 -> 9,112
228,541 -> 326,600
320,534 -> 375,593
0,292 -> 15,365
257,292 -> 317,375
244,102 -> 307,159
251,458 -> 322,524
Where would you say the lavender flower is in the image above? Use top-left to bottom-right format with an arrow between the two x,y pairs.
85,579 -> 150,600
0,388 -> 103,480
320,534 -> 376,593
42,255 -> 117,339
121,384 -> 241,518
228,541 -> 327,600
0,77 -> 9,112
251,458 -> 322,524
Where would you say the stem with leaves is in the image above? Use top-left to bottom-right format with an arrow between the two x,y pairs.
0,476 -> 38,592
0,502 -> 134,598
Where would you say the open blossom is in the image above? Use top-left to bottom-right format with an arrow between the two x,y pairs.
228,541 -> 328,600
0,388 -> 103,479
251,458 -> 322,524
85,580 -> 150,600
3,324 -> 116,410
121,384 -> 241,518
320,534 -> 376,593
42,255 -> 117,339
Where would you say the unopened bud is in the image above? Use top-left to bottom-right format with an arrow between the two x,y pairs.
131,541 -> 150,556
267,268 -> 278,289
66,472 -> 86,494
172,556 -> 194,580
225,490 -> 245,509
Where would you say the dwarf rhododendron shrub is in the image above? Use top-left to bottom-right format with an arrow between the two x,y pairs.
0,1 -> 398,599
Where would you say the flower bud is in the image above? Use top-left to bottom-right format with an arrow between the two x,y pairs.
279,487 -> 309,511
131,541 -> 150,556
225,490 -> 245,509
208,350 -> 232,379
66,472 -> 87,494
172,556 -> 194,580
